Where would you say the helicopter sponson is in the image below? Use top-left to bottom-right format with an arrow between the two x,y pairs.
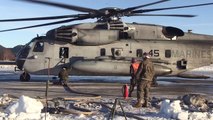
72,59 -> 172,76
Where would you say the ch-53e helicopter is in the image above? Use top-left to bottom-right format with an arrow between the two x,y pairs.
1,0 -> 213,82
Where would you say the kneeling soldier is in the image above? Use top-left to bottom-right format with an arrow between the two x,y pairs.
58,67 -> 69,85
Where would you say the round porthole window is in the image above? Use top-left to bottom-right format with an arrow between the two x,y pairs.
115,50 -> 121,56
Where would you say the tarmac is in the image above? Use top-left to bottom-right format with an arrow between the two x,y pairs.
0,72 -> 213,100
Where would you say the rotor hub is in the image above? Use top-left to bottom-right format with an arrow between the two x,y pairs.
97,7 -> 123,22
99,7 -> 122,15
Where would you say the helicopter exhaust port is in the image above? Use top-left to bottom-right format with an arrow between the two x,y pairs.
162,26 -> 184,40
50,28 -> 78,43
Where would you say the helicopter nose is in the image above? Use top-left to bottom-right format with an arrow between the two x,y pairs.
15,44 -> 31,71
16,58 -> 25,70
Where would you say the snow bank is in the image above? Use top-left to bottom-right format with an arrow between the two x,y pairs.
160,99 -> 185,119
0,94 -> 13,105
160,99 -> 213,120
6,95 -> 43,114
4,95 -> 55,120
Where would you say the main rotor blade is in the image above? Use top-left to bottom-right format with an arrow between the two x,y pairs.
134,2 -> 213,13
0,14 -> 86,22
128,13 -> 196,17
20,0 -> 100,13
0,17 -> 89,32
122,0 -> 170,12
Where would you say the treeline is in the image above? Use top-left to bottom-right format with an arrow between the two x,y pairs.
0,45 -> 23,61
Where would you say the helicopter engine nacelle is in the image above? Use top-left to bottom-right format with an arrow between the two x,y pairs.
47,28 -> 119,45
73,29 -> 119,45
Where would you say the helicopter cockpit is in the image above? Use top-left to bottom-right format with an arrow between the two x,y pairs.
16,36 -> 46,70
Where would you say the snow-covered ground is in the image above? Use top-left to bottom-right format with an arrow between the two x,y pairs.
0,65 -> 16,71
0,95 -> 212,120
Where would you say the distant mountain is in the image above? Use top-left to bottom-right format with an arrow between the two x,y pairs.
0,45 -> 4,51
0,47 -> 15,61
11,45 -> 24,55
0,45 -> 6,59
0,45 -> 23,61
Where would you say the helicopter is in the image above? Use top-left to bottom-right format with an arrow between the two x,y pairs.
1,0 -> 213,82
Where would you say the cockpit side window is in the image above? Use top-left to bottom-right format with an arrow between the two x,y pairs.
59,47 -> 69,58
136,49 -> 143,57
33,41 -> 44,52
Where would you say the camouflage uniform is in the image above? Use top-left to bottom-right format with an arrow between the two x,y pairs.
134,57 -> 155,107
58,67 -> 69,85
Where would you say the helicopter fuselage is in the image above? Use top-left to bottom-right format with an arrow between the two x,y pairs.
15,22 -> 213,77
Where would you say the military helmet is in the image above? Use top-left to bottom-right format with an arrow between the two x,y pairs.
131,58 -> 137,63
143,52 -> 151,58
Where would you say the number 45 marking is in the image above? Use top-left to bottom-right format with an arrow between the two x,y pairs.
149,50 -> 159,57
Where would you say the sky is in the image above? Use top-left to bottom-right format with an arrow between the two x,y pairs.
1,0 -> 213,48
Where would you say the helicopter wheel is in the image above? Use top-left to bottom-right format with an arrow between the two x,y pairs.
20,72 -> 31,82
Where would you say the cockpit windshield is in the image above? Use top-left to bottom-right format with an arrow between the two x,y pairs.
17,41 -> 33,59
17,37 -> 45,59
24,38 -> 35,50
33,41 -> 44,52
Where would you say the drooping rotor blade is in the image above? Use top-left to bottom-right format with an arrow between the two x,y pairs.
128,13 -> 196,18
19,0 -> 100,13
122,0 -> 170,13
133,2 -> 213,13
0,16 -> 89,32
0,14 -> 87,22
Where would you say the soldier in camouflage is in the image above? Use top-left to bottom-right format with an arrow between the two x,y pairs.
134,52 -> 155,108
58,67 -> 69,85
129,58 -> 140,97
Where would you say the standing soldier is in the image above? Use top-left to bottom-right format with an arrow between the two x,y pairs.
134,52 -> 155,108
129,58 -> 140,97
58,67 -> 69,85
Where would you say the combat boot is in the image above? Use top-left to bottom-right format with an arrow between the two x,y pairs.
142,100 -> 149,107
133,100 -> 143,108
128,92 -> 132,97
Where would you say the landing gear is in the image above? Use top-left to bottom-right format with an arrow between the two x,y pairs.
20,71 -> 31,82
151,76 -> 158,87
